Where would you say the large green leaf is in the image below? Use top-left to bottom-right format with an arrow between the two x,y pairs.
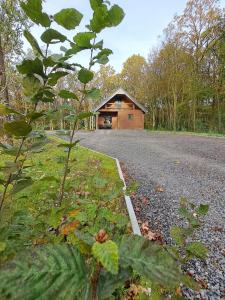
89,3 -> 124,33
21,0 -> 50,27
41,29 -> 67,44
0,245 -> 91,300
17,58 -> 44,77
48,71 -> 69,86
78,68 -> 94,84
92,241 -> 119,275
89,4 -> 109,33
12,177 -> 33,194
119,235 -> 182,287
54,8 -> 83,30
90,0 -> 104,11
86,88 -> 101,100
73,32 -> 96,48
24,30 -> 43,57
0,104 -> 21,116
23,75 -> 42,98
58,90 -> 78,100
107,5 -> 125,27
4,120 -> 32,137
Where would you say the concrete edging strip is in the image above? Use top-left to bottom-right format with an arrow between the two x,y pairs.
81,146 -> 141,236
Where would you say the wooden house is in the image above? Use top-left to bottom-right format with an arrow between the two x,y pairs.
93,88 -> 147,129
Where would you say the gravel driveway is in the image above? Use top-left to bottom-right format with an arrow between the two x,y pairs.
73,130 -> 225,299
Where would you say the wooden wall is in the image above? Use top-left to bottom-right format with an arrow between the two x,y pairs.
97,95 -> 145,129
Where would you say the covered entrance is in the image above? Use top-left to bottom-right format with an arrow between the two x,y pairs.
98,112 -> 118,129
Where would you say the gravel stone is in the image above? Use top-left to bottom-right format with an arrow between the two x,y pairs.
70,130 -> 225,298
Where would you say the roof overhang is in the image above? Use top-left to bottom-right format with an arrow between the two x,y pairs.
93,88 -> 148,113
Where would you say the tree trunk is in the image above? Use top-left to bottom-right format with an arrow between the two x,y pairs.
0,35 -> 9,105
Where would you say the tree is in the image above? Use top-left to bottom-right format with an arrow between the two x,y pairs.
120,54 -> 149,103
0,0 -> 29,105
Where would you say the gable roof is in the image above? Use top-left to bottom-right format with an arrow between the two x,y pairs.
93,88 -> 148,113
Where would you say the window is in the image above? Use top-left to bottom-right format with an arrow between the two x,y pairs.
115,100 -> 122,108
128,114 -> 134,120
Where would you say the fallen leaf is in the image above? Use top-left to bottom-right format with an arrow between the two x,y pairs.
155,186 -> 165,193
60,221 -> 79,235
142,196 -> 149,205
175,287 -> 182,296
68,208 -> 80,217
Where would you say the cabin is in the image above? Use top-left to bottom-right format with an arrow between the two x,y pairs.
93,88 -> 147,130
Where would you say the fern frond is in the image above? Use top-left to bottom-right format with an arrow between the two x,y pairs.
0,244 -> 91,300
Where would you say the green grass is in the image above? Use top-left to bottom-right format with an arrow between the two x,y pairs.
0,136 -> 128,264
147,129 -> 225,138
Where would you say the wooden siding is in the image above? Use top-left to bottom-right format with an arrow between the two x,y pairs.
97,95 -> 145,129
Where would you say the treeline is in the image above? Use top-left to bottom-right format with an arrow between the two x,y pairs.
1,0 -> 225,133
97,0 -> 225,133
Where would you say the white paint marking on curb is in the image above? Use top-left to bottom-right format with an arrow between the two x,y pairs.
80,146 -> 141,236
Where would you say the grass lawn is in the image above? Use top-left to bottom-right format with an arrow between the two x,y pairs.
0,136 -> 129,265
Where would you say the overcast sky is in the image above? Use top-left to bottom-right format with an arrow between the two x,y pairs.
24,0 -> 225,72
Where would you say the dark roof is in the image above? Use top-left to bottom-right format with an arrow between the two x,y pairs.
93,88 -> 148,113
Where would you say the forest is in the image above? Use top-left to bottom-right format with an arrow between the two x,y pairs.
1,0 -> 225,133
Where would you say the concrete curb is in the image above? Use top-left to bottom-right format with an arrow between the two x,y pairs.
81,146 -> 141,236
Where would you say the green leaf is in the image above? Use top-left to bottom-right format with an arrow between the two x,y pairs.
23,75 -> 42,98
107,5 -> 125,27
73,32 -> 96,48
97,268 -> 131,299
4,120 -> 32,137
26,111 -> 45,121
24,30 -> 43,57
59,90 -> 78,100
86,88 -> 101,100
78,68 -> 94,84
170,226 -> 186,246
0,242 -> 6,252
186,242 -> 208,259
40,175 -> 59,182
0,104 -> 21,116
0,245 -> 90,299
92,241 -> 119,275
54,8 -> 83,30
94,40 -> 104,49
90,0 -> 104,11
48,71 -> 69,86
17,58 -> 44,77
197,204 -> 209,216
119,235 -> 182,287
89,4 -> 109,33
41,29 -> 67,44
13,177 -> 33,194
21,0 -> 50,27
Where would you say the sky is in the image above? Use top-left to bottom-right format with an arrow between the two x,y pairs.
24,0 -> 225,72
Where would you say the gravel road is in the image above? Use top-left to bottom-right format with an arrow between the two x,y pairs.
72,130 -> 225,299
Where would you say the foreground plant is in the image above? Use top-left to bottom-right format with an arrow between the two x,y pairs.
0,0 -> 125,213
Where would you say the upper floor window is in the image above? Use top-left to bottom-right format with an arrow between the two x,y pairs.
128,114 -> 134,120
115,100 -> 122,108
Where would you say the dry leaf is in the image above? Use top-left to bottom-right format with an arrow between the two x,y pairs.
142,196 -> 149,205
155,186 -> 165,193
60,221 -> 79,235
68,208 -> 80,217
